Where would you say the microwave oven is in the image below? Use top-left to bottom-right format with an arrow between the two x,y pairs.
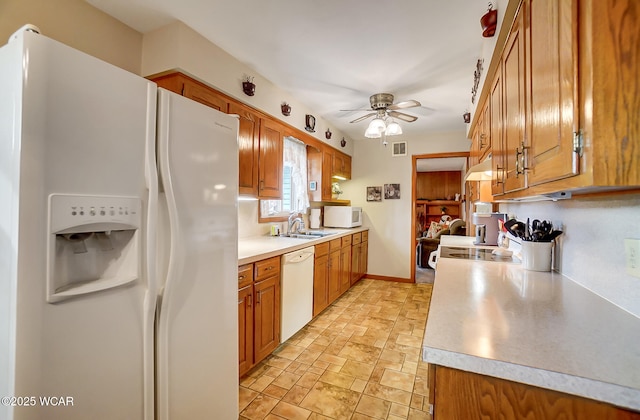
323,206 -> 362,228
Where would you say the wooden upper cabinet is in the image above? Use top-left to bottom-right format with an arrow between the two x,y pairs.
527,0 -> 579,186
332,151 -> 352,180
229,102 -> 260,196
182,78 -> 229,112
582,0 -> 640,187
502,3 -> 527,194
490,61 -> 504,196
258,118 -> 284,198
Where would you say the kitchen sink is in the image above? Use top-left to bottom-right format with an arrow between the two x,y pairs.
282,231 -> 337,239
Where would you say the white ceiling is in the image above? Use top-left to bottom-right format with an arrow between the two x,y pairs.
87,0 -> 488,141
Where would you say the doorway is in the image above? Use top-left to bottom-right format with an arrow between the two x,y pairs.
411,152 -> 469,282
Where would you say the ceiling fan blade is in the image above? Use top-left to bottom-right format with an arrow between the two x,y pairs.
349,113 -> 376,123
388,100 -> 421,110
340,108 -> 373,112
388,110 -> 418,122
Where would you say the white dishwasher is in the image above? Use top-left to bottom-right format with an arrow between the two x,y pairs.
280,246 -> 315,343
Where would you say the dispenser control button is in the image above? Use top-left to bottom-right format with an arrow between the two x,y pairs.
71,211 -> 77,216
90,207 -> 96,216
100,210 -> 106,216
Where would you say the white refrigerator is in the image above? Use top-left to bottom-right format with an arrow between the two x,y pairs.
0,27 -> 239,420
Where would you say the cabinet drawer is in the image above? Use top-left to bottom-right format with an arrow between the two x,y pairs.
254,256 -> 280,280
352,232 -> 362,245
362,231 -> 368,242
341,235 -> 352,248
238,264 -> 253,289
329,238 -> 342,253
315,242 -> 330,257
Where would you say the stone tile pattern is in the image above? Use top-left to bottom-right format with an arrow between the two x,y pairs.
240,279 -> 434,420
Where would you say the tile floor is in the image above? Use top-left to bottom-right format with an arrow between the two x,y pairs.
239,279 -> 434,420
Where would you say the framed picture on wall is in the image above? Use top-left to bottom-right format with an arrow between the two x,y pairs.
367,186 -> 382,202
384,184 -> 400,199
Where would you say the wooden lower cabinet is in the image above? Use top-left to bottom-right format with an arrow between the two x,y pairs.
237,284 -> 253,377
430,365 -> 640,419
351,231 -> 368,284
340,235 -> 352,294
314,231 -> 368,316
327,238 -> 342,303
238,256 -> 280,377
313,242 -> 330,317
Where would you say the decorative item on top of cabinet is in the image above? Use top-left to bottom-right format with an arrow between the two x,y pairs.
242,76 -> 255,96
463,111 -> 471,123
481,3 -> 498,37
281,102 -> 291,116
325,128 -> 332,139
305,114 -> 316,133
341,137 -> 346,147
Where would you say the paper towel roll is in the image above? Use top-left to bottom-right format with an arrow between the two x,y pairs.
309,208 -> 321,229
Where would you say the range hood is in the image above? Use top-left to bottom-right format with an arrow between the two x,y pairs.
465,156 -> 492,181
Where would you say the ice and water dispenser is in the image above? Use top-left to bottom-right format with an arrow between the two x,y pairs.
47,194 -> 142,303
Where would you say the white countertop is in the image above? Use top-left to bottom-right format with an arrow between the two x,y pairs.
238,227 -> 368,265
423,256 -> 640,411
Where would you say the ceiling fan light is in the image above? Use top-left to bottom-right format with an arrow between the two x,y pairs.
364,118 -> 386,138
385,121 -> 402,136
368,118 -> 386,131
364,124 -> 382,138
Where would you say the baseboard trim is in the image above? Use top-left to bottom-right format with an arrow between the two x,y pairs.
364,274 -> 414,284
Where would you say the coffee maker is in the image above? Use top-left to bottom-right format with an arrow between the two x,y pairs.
472,212 -> 507,246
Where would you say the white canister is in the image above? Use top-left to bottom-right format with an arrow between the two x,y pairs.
309,208 -> 321,229
521,241 -> 553,271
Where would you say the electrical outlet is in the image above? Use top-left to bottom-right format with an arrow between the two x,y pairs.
624,238 -> 640,278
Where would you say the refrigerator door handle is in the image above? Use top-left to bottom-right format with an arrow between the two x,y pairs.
142,84 -> 158,420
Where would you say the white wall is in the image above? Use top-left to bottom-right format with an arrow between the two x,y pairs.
142,21 -> 352,155
341,132 -> 470,279
501,196 -> 640,317
0,0 -> 142,74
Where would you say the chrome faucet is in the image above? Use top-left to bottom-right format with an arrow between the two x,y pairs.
287,212 -> 305,234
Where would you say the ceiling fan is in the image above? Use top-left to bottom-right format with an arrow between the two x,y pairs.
343,93 -> 421,124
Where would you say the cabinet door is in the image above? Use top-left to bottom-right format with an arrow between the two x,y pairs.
490,62 -> 505,196
340,245 -> 352,294
322,150 -> 334,200
313,253 -> 329,317
502,5 -> 527,193
229,102 -> 260,196
182,79 -> 229,112
527,0 -> 579,186
238,285 -> 253,377
328,249 -> 341,303
254,275 -> 280,363
258,118 -> 284,198
360,239 -> 368,279
351,242 -> 361,285
479,100 -> 491,161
